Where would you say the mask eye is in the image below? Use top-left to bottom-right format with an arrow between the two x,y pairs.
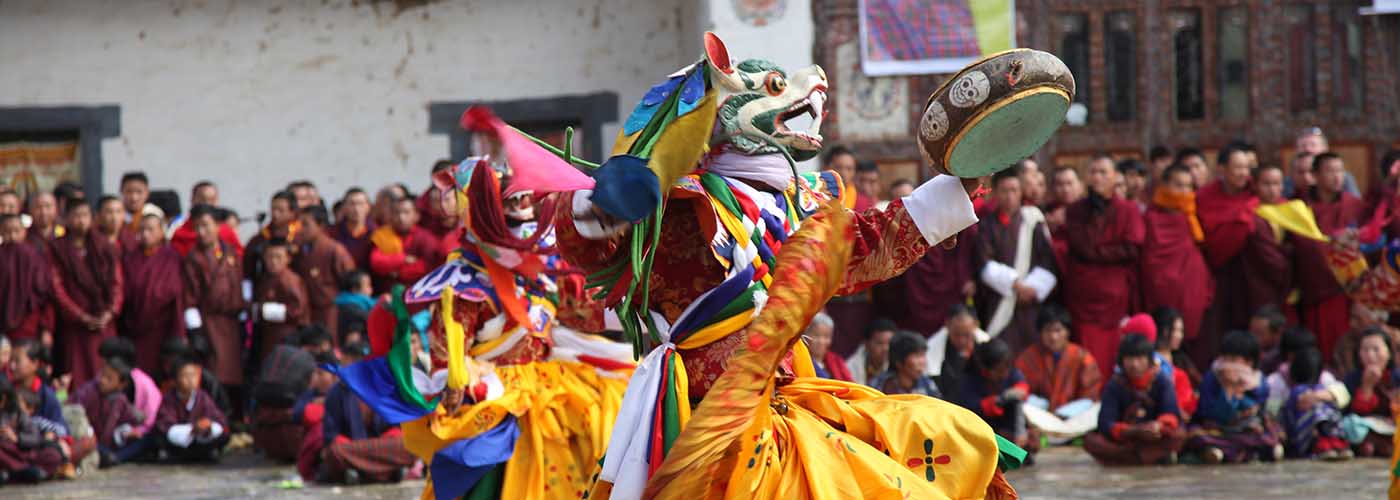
765,73 -> 787,96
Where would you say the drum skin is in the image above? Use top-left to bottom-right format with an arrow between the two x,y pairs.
918,49 -> 1076,178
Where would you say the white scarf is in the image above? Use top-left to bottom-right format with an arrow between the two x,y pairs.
704,152 -> 794,191
986,206 -> 1046,337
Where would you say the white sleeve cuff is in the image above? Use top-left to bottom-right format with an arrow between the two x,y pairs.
184,308 -> 204,330
241,280 -> 253,302
979,261 -> 1018,297
167,424 -> 194,448
573,190 -> 629,239
198,422 -> 224,443
262,303 -> 287,323
901,175 -> 978,246
113,424 -> 133,446
1024,267 -> 1057,302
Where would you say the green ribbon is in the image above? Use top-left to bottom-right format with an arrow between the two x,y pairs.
386,285 -> 438,411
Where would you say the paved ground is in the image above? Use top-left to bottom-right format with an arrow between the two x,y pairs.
1,446 -> 1388,498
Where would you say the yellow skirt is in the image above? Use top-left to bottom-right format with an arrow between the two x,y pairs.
403,360 -> 632,499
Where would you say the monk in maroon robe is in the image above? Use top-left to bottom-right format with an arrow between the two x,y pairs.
95,195 -> 136,253
329,188 -> 374,270
119,213 -> 187,375
890,225 -> 978,347
0,214 -> 52,342
182,205 -> 249,391
368,197 -> 442,293
1244,165 -> 1296,321
416,185 -> 460,241
244,191 -> 301,284
294,206 -> 356,338
1195,146 -> 1260,367
974,169 -> 1058,354
1063,158 -> 1144,379
1141,165 -> 1214,345
26,192 -> 62,259
1298,153 -> 1367,360
253,240 -> 311,362
1046,166 -> 1087,277
49,200 -> 124,386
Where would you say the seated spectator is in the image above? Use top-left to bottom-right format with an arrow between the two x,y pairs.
1265,327 -> 1348,420
1249,305 -> 1288,374
872,331 -> 941,397
845,318 -> 896,387
334,270 -> 375,346
0,377 -> 70,482
1083,334 -> 1185,466
955,339 -> 1037,459
158,336 -> 233,419
98,338 -> 161,440
72,357 -> 145,468
1187,330 -> 1282,464
1332,302 -> 1398,376
296,350 -> 352,481
8,340 -> 82,460
1152,308 -> 1200,417
805,312 -> 851,381
1342,327 -> 1400,458
1280,348 -> 1350,460
319,374 -> 416,484
251,330 -> 319,462
154,355 -> 229,463
928,304 -> 990,392
1016,305 -> 1102,441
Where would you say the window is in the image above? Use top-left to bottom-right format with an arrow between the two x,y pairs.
1169,8 -> 1204,121
1104,11 -> 1136,122
1056,13 -> 1091,122
1333,6 -> 1363,112
1217,7 -> 1249,121
1284,5 -> 1317,112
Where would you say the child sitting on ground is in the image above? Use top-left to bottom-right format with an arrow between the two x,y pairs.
1083,334 -> 1185,465
956,338 -> 1037,460
72,357 -> 146,468
296,349 -> 355,481
1015,305 -> 1102,442
154,355 -> 229,462
320,360 -> 416,484
0,378 -> 70,483
1280,348 -> 1351,460
1187,330 -> 1282,464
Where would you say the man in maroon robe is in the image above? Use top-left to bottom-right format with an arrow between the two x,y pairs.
26,192 -> 61,257
1298,152 -> 1367,360
244,191 -> 301,285
0,214 -> 52,342
329,188 -> 374,270
294,206 -> 356,338
1245,165 -> 1295,320
1046,166 -> 1086,276
182,205 -> 249,404
49,198 -> 124,386
1195,144 -> 1261,366
119,213 -> 187,375
1141,164 -> 1214,346
974,167 -> 1058,354
1063,155 -> 1144,379
253,240 -> 311,362
95,195 -> 130,251
118,172 -> 151,243
368,197 -> 442,292
887,225 -> 979,346
415,160 -> 459,241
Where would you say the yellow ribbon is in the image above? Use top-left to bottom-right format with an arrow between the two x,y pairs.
440,289 -> 469,391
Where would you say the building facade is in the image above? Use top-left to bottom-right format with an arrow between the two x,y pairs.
816,0 -> 1400,194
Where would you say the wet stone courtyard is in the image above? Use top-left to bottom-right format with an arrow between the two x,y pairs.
1,446 -> 1387,499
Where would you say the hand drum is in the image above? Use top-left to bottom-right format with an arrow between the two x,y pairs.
918,49 -> 1075,178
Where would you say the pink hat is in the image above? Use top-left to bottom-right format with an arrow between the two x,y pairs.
1120,313 -> 1157,344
